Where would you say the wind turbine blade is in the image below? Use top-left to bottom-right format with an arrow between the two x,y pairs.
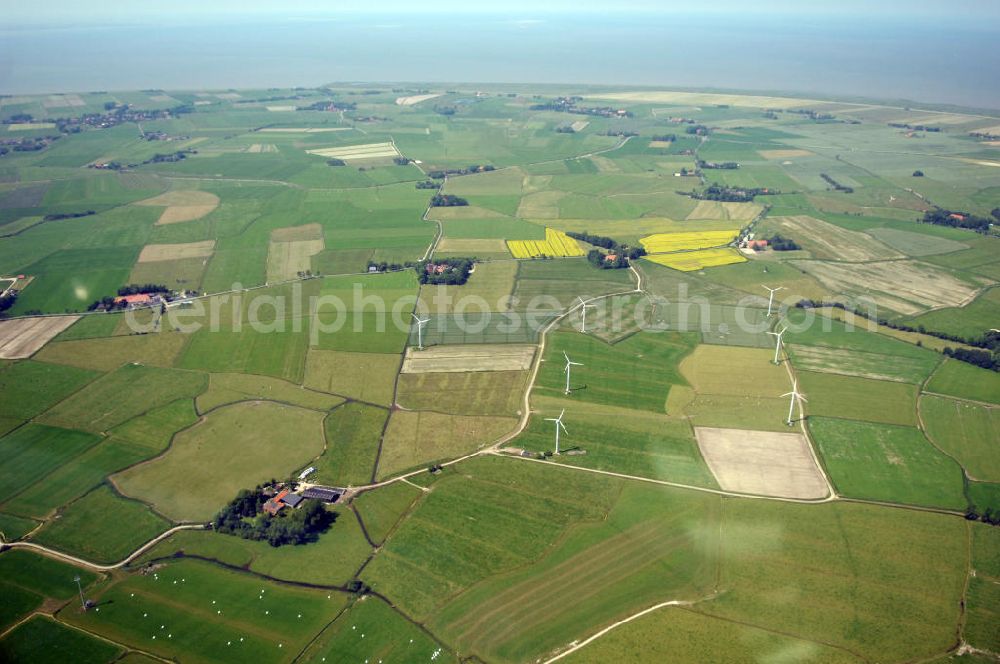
411,313 -> 419,322
781,391 -> 794,398
559,409 -> 565,420
563,351 -> 570,363
559,421 -> 567,433
798,395 -> 808,403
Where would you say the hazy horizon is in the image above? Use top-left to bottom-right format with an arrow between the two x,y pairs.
2,9 -> 999,109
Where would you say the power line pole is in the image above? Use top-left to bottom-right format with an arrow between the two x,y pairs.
74,575 -> 87,611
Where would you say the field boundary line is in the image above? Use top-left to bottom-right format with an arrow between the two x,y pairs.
500,453 -> 838,504
779,344 -> 837,500
541,594 -> 717,664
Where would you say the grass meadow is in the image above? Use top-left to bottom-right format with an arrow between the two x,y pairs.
809,417 -> 966,509
32,484 -> 170,563
61,558 -> 349,664
920,395 -> 1000,482
115,401 -> 326,521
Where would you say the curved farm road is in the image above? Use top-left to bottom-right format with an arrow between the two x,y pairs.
542,594 -> 717,664
0,524 -> 205,571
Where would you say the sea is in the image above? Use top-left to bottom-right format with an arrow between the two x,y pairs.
2,12 -> 999,110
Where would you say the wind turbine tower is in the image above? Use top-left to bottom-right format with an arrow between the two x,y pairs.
545,409 -> 568,454
766,324 -> 787,365
411,313 -> 430,351
781,380 -> 808,426
762,285 -> 785,317
577,296 -> 596,333
563,351 -> 583,395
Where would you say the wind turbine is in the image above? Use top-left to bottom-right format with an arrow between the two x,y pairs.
411,313 -> 429,351
762,285 -> 784,317
781,380 -> 808,426
766,324 -> 787,365
545,409 -> 567,454
563,351 -> 583,395
577,297 -> 596,333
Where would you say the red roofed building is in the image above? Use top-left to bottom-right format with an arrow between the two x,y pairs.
949,213 -> 967,222
263,490 -> 289,516
114,293 -> 153,306
748,239 -> 769,250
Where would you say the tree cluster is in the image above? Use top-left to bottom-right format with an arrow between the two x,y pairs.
698,160 -> 739,170
415,180 -> 440,190
213,485 -> 337,547
921,209 -> 992,233
650,134 -> 676,142
569,232 -> 644,270
0,291 -> 17,315
889,122 -> 940,132
690,184 -> 776,202
943,347 -> 997,371
820,173 -> 854,193
367,260 -> 410,273
326,158 -> 346,166
43,210 -> 95,221
966,507 -> 1000,527
766,234 -> 801,251
429,194 -> 469,207
417,258 -> 474,285
117,283 -> 169,296
685,125 -> 710,136
393,157 -> 412,165
427,165 -> 495,179
297,101 -> 356,112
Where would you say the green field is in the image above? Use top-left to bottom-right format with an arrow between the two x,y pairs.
138,516 -> 372,588
535,330 -> 697,412
431,480 -> 720,663
364,456 -> 623,620
377,411 -> 516,478
302,350 -> 399,406
809,417 -> 966,509
920,395 -> 1000,482
31,484 -> 170,562
1,85 -> 998,663
300,596 -> 457,663
695,499 -> 968,662
0,424 -> 102,504
312,402 -> 389,487
0,616 -> 122,664
796,371 -> 919,426
0,360 -> 99,422
38,364 -> 207,433
560,606 -> 861,664
196,372 -> 344,413
61,558 -> 350,664
926,360 -> 1000,404
397,369 -> 528,416
353,480 -> 424,544
115,401 -> 325,521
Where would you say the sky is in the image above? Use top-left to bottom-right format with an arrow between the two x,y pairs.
7,0 -> 1000,24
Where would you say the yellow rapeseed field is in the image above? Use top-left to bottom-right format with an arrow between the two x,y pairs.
639,229 -> 739,253
507,228 -> 585,258
644,248 -> 746,271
